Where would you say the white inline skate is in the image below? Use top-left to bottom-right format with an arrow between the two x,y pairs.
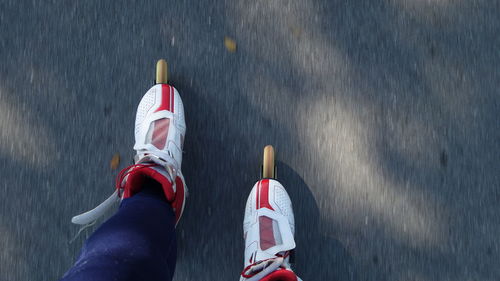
240,146 -> 302,281
71,59 -> 187,228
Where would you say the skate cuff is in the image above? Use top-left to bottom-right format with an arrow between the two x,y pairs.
122,165 -> 175,201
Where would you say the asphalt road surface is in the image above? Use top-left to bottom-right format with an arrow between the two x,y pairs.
1,1 -> 499,280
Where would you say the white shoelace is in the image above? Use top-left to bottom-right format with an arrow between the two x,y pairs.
70,160 -> 176,242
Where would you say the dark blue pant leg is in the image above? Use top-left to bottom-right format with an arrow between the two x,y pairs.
61,189 -> 177,281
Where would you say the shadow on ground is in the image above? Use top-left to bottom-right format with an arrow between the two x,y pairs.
0,0 -> 499,281
278,162 -> 357,281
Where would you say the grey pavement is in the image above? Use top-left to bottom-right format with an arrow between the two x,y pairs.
0,0 -> 499,280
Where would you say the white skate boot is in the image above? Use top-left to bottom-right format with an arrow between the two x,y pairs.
240,146 -> 301,281
71,59 -> 187,227
121,78 -> 187,225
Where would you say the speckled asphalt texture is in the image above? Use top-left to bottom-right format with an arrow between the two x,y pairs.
1,1 -> 499,280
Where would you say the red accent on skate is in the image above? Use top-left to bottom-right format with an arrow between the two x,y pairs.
119,164 -> 173,199
171,176 -> 186,224
260,269 -> 298,281
155,84 -> 172,112
170,86 -> 174,113
151,118 -> 170,150
117,163 -> 157,198
258,179 -> 274,210
259,216 -> 276,250
256,181 -> 261,209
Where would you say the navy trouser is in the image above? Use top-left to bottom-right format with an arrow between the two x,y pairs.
61,184 -> 176,281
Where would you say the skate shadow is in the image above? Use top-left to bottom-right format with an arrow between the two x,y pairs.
277,162 -> 358,281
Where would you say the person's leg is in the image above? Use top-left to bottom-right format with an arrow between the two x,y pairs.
62,71 -> 187,281
61,181 -> 176,281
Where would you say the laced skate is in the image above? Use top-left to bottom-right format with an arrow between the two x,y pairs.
240,146 -> 302,281
71,59 -> 187,231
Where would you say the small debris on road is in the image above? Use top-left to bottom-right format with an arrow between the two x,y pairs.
110,153 -> 120,170
224,36 -> 237,53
